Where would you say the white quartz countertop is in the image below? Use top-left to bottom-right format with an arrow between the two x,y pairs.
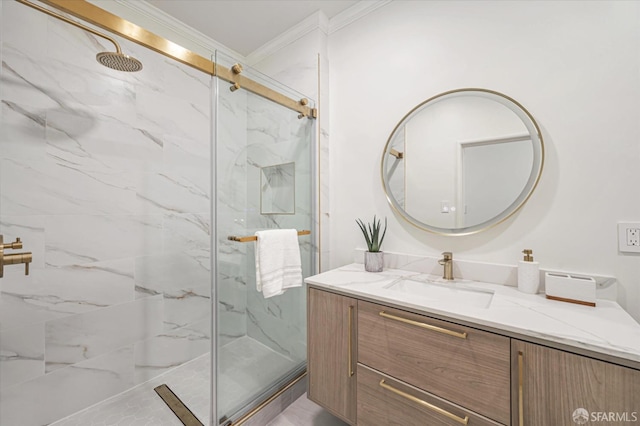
305,264 -> 640,367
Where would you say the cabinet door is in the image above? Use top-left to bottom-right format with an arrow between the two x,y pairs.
308,288 -> 357,425
512,340 -> 640,426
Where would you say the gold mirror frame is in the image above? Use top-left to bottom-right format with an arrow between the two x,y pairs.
381,88 -> 544,236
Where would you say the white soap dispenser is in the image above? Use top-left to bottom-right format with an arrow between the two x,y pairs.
518,249 -> 540,294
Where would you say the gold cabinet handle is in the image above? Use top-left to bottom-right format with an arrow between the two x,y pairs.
518,350 -> 524,426
348,305 -> 354,377
379,311 -> 467,339
379,379 -> 469,425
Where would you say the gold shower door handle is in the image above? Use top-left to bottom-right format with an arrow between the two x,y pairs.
379,311 -> 467,339
379,380 -> 469,425
348,305 -> 354,377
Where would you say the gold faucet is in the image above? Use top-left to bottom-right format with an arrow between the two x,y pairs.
0,235 -> 32,278
438,251 -> 454,281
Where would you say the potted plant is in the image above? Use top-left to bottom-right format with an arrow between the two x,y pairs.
356,215 -> 387,272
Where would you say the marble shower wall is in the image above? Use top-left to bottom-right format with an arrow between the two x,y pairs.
244,93 -> 314,363
214,52 -> 313,364
216,69 -> 250,347
0,3 -> 211,425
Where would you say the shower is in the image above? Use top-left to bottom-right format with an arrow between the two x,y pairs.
16,0 -> 143,72
2,1 -> 315,425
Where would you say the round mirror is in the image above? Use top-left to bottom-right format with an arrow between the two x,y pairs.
381,88 -> 544,236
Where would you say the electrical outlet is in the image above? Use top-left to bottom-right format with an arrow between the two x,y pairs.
618,222 -> 640,253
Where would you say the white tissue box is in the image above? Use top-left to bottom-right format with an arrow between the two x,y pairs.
545,272 -> 596,307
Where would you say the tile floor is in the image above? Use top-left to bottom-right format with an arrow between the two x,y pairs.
267,394 -> 348,426
51,336 -> 300,425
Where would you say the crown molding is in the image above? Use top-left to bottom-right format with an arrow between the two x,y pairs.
245,11 -> 328,66
246,0 -> 392,65
106,0 -> 245,60
89,0 -> 392,67
329,0 -> 392,34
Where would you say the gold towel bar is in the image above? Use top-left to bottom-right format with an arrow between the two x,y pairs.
227,230 -> 311,243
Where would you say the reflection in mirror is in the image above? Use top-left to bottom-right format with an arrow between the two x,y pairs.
382,89 -> 543,235
260,162 -> 295,214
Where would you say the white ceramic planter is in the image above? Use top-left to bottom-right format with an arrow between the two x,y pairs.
364,251 -> 384,273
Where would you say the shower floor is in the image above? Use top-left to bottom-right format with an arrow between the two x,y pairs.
51,336 -> 299,426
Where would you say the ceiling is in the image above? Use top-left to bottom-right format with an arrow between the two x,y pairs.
145,0 -> 360,57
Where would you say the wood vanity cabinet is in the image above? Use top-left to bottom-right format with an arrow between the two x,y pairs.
308,287 -> 640,426
307,288 -> 357,425
512,340 -> 640,426
358,300 -> 511,425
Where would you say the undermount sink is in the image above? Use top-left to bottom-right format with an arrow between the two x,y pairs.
383,279 -> 494,308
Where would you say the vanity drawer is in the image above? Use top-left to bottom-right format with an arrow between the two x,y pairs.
357,364 -> 502,426
358,300 -> 511,424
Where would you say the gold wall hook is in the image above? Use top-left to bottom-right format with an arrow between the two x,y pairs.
389,148 -> 404,159
231,63 -> 243,74
230,82 -> 240,92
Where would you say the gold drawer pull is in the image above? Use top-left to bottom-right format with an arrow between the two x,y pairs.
518,350 -> 524,426
379,379 -> 469,425
348,305 -> 354,377
379,311 -> 467,339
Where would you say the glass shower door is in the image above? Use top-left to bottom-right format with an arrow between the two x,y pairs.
214,51 -> 315,423
0,2 -> 213,424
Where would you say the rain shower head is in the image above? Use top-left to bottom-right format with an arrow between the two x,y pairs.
96,52 -> 143,72
17,0 -> 143,73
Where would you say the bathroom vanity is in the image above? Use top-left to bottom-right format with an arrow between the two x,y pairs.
306,263 -> 640,426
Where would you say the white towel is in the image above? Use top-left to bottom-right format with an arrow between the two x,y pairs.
254,229 -> 303,298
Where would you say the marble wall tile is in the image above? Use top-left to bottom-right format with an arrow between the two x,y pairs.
1,158 -> 136,216
134,317 -> 210,384
46,109 -> 164,173
0,99 -> 47,162
135,86 -> 210,143
135,251 -> 211,297
44,295 -> 163,372
0,323 -> 44,389
135,170 -> 210,216
0,259 -> 135,324
0,286 -> 70,332
164,134 -> 210,172
1,1 -> 49,61
161,59 -> 211,112
163,212 -> 210,252
1,48 -> 64,111
0,346 -> 134,426
162,283 -> 210,331
45,215 -> 163,267
246,287 -> 307,362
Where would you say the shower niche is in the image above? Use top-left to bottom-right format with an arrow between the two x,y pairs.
261,162 -> 296,215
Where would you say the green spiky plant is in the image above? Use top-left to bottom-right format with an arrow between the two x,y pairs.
356,216 -> 387,253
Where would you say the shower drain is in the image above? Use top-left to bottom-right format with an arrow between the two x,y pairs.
154,383 -> 204,426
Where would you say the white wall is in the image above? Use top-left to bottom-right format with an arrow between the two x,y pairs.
329,1 -> 640,320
